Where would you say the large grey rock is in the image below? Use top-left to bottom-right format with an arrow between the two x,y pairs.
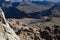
0,8 -> 20,40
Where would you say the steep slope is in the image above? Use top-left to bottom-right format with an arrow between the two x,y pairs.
16,2 -> 54,13
50,5 -> 60,17
0,2 -> 55,19
4,7 -> 27,19
1,2 -> 60,19
0,8 -> 19,40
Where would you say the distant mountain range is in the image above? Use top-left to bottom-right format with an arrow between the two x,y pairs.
31,1 -> 55,6
0,1 -> 60,19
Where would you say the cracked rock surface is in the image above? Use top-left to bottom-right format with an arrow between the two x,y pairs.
0,8 -> 19,40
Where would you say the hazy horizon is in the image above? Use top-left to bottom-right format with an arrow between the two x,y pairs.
5,0 -> 60,3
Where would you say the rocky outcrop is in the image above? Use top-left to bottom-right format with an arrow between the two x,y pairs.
7,16 -> 60,40
0,8 -> 19,40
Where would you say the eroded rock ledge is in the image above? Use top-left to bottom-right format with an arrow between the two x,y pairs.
0,8 -> 20,40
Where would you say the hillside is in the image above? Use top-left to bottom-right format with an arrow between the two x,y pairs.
0,1 -> 60,40
16,2 -> 54,13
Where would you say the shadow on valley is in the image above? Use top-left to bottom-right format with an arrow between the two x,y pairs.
0,2 -> 57,19
0,1 -> 60,19
4,7 -> 27,19
28,10 -> 51,19
4,7 -> 52,19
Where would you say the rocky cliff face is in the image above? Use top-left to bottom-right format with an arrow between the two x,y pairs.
0,8 -> 19,40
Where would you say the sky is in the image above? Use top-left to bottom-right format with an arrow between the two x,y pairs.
6,0 -> 60,2
46,0 -> 60,2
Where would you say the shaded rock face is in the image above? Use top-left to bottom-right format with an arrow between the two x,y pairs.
40,24 -> 60,40
0,8 -> 19,40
